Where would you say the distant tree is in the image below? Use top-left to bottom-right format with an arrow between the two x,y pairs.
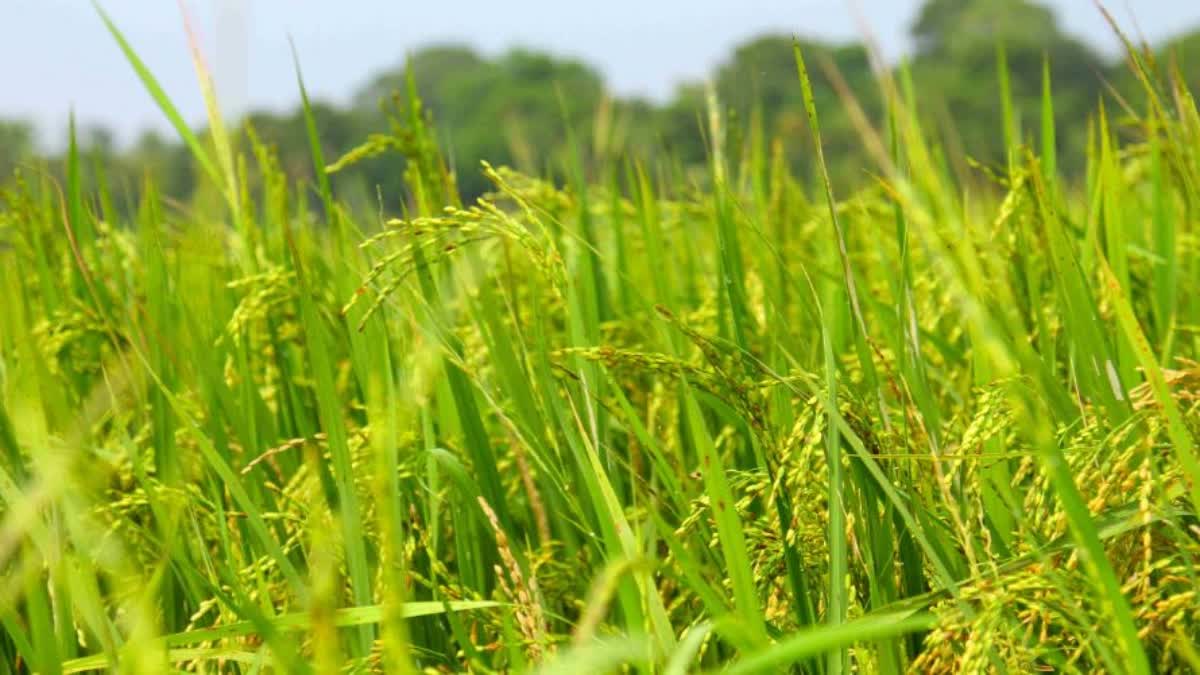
1161,29 -> 1200,94
912,0 -> 1059,56
910,0 -> 1106,172
10,7 -> 1199,211
354,45 -> 488,113
127,130 -> 195,200
245,102 -> 364,180
600,96 -> 659,162
654,83 -> 709,168
711,35 -> 881,184
351,45 -> 605,200
0,120 -> 34,180
1108,28 -> 1200,102
83,126 -> 117,158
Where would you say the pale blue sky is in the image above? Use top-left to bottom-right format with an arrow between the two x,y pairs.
3,1 -> 1196,148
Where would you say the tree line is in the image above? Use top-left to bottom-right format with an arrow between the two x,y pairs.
2,0 -> 1198,208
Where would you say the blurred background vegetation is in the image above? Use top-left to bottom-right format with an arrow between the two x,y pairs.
2,0 -> 1198,209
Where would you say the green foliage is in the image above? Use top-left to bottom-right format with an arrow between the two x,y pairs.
912,0 -> 1060,55
909,0 -> 1106,175
0,121 -> 35,179
14,0 -> 1191,211
3,1 -> 1200,673
353,46 -> 608,200
715,36 -> 882,185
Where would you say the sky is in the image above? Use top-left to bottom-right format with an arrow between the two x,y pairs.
3,0 -> 1198,149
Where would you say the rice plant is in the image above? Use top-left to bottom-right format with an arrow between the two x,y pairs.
1,7 -> 1199,673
